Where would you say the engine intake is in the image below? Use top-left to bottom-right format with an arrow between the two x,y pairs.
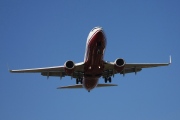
114,58 -> 125,72
64,60 -> 75,75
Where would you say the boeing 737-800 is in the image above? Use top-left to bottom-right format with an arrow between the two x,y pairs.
10,27 -> 171,92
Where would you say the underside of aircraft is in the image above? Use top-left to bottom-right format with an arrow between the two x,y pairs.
10,26 -> 171,92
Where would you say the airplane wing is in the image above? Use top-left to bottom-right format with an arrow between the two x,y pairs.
103,56 -> 171,77
10,62 -> 84,78
10,66 -> 64,73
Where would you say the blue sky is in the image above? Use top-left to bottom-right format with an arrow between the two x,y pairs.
1,0 -> 180,120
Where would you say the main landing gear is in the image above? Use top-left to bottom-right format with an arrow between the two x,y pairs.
104,77 -> 112,83
76,78 -> 83,84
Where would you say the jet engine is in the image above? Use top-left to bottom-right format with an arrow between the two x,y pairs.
114,58 -> 125,72
64,60 -> 75,75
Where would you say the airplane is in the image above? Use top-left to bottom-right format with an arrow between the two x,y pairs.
10,26 -> 171,92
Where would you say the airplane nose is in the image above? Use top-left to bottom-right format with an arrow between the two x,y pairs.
96,26 -> 103,30
91,26 -> 103,32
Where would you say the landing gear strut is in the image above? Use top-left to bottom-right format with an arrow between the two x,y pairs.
104,77 -> 112,83
76,78 -> 83,84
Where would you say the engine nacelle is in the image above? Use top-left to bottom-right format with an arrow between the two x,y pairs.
114,58 -> 125,72
64,60 -> 75,75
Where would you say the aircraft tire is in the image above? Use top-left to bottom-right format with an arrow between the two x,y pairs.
76,79 -> 79,84
108,77 -> 112,83
105,78 -> 108,83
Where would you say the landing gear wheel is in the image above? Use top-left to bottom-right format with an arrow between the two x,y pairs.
104,77 -> 112,83
80,78 -> 83,84
104,78 -> 108,83
76,78 -> 83,84
76,78 -> 79,84
108,77 -> 112,83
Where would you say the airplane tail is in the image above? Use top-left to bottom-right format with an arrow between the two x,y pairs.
57,84 -> 118,89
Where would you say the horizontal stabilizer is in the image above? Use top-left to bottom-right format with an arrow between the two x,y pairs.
57,84 -> 83,89
57,84 -> 118,89
97,83 -> 118,87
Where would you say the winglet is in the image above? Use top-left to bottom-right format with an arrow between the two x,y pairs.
169,55 -> 172,64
